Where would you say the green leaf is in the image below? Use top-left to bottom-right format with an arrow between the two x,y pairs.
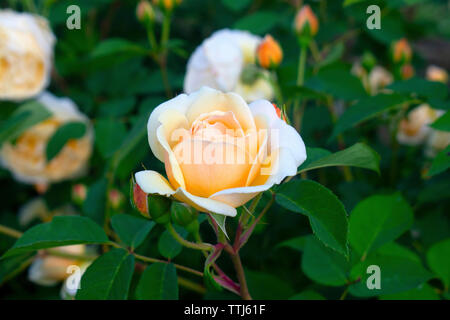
99,97 -> 136,117
0,101 -> 51,145
111,214 -> 155,250
233,11 -> 280,35
301,236 -> 350,286
46,122 -> 87,161
277,236 -> 308,252
91,38 -> 148,59
0,253 -> 35,284
428,145 -> 450,176
136,263 -> 178,300
298,143 -> 380,174
246,269 -> 294,299
430,111 -> 450,132
348,194 -> 414,258
76,248 -> 135,300
427,238 -> 450,289
387,78 -> 448,101
330,93 -> 411,141
289,290 -> 325,300
380,283 -> 440,300
276,180 -> 349,256
82,178 -> 108,225
209,213 -> 229,239
317,42 -> 345,69
222,0 -> 251,11
94,118 -> 127,158
158,227 -> 188,259
3,216 -> 109,258
306,64 -> 367,101
349,252 -> 432,297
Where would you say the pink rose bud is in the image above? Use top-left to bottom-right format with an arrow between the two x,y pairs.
72,184 -> 87,205
294,5 -> 319,37
108,189 -> 124,210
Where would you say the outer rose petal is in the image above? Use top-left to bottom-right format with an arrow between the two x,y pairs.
134,170 -> 237,217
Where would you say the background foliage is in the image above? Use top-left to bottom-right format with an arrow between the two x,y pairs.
0,0 -> 449,300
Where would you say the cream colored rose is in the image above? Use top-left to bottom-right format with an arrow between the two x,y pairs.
0,92 -> 93,185
28,245 -> 91,299
396,104 -> 440,146
426,65 -> 448,84
135,87 -> 306,217
184,29 -> 274,102
0,10 -> 55,100
368,66 -> 393,94
425,130 -> 450,158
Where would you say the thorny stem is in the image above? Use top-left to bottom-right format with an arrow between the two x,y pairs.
294,44 -> 308,131
228,249 -> 252,300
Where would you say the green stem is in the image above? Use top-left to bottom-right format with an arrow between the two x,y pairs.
133,252 -> 203,277
166,223 -> 213,252
228,249 -> 252,300
339,286 -> 349,300
178,276 -> 206,294
293,44 -> 308,131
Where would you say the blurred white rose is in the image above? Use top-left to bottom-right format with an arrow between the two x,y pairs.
426,65 -> 448,84
184,29 -> 274,102
0,92 -> 93,185
0,10 -> 55,100
425,130 -> 450,158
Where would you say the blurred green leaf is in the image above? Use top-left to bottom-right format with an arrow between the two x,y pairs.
276,180 -> 349,256
277,236 -> 308,252
136,263 -> 178,300
46,122 -> 87,162
158,227 -> 188,259
111,214 -> 155,250
82,178 -> 108,225
430,111 -> 450,132
91,39 -> 148,59
301,236 -> 350,286
234,11 -> 280,35
306,63 -> 367,101
0,101 -> 51,145
2,216 -> 109,258
428,145 -> 450,176
329,93 -> 411,141
388,78 -> 448,101
427,238 -> 450,289
77,248 -> 135,300
99,97 -> 136,117
0,253 -> 35,285
94,119 -> 127,158
222,0 -> 251,11
298,143 -> 380,174
348,194 -> 414,258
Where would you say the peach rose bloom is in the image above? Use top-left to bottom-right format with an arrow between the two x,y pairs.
0,10 -> 55,100
426,65 -> 448,84
135,87 -> 306,217
397,104 -> 440,146
0,92 -> 93,185
184,29 -> 274,102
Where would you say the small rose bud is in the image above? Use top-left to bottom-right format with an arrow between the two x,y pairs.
392,38 -> 412,63
136,0 -> 154,24
401,63 -> 414,80
131,180 -> 148,217
170,202 -> 198,233
108,189 -> 124,211
256,35 -> 283,69
361,51 -> 377,72
426,65 -> 448,84
131,178 -> 171,224
72,184 -> 87,205
240,64 -> 262,85
294,5 -> 319,37
152,0 -> 181,11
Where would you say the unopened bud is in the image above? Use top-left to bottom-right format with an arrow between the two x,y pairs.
108,189 -> 124,211
131,177 -> 171,224
401,63 -> 414,80
294,5 -> 319,37
137,1 -> 154,23
152,0 -> 181,11
72,184 -> 87,205
392,38 -> 412,64
170,202 -> 198,233
361,51 -> 377,72
240,64 -> 261,85
426,65 -> 448,84
256,35 -> 283,69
